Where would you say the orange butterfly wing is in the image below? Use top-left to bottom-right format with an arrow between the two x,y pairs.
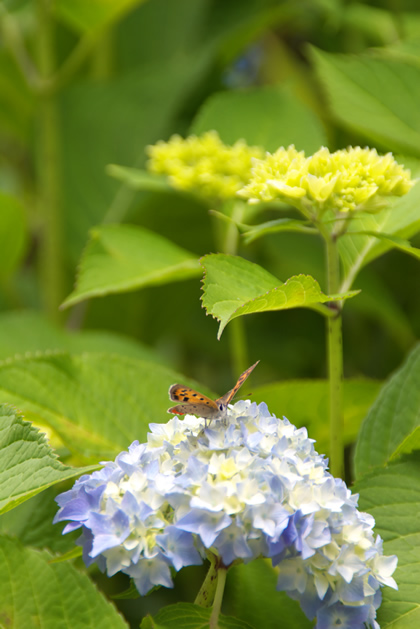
168,384 -> 219,418
216,360 -> 260,406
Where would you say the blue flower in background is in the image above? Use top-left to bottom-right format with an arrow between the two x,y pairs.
54,400 -> 397,628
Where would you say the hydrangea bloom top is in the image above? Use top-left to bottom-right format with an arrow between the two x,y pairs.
146,131 -> 264,201
54,401 -> 397,629
238,145 -> 414,215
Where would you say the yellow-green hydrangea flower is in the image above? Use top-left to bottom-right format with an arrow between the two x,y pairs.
239,145 -> 415,216
147,131 -> 264,202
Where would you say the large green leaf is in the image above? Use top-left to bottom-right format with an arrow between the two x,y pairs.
355,458 -> 420,629
338,180 -> 420,291
252,378 -> 381,457
142,603 -> 254,629
62,224 -> 200,309
200,254 -> 359,338
0,310 -> 165,364
310,46 -> 420,156
354,344 -> 420,479
0,192 -> 27,277
0,352 -> 211,461
0,405 -> 94,515
190,85 -> 327,154
226,561 -> 311,629
0,536 -> 128,628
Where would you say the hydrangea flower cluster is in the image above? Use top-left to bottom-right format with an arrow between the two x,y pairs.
146,131 -> 264,201
238,146 -> 415,215
238,145 -> 414,215
54,401 -> 397,628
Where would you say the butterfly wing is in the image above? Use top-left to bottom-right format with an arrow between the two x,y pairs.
168,384 -> 219,418
216,360 -> 260,406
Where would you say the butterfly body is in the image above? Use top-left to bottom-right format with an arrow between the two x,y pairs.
168,361 -> 259,421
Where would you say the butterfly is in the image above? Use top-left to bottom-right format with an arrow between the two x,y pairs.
167,360 -> 259,422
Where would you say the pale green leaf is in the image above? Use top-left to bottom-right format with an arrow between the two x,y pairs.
338,181 -> 420,291
227,561 -> 312,629
146,603 -> 254,629
0,536 -> 128,628
310,46 -> 420,156
0,352 -> 210,460
355,458 -> 420,629
354,344 -> 420,478
0,405 -> 95,515
200,254 -> 359,339
0,310 -> 165,364
252,378 -> 381,457
191,85 -> 326,154
62,224 -> 200,309
54,0 -> 146,33
343,229 -> 420,261
242,218 -> 316,244
107,165 -> 172,193
0,192 -> 27,276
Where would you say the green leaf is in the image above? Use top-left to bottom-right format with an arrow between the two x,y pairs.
0,192 -> 27,277
0,310 -> 165,364
200,254 -> 359,339
62,224 -> 200,309
252,378 -> 381,457
0,405 -> 94,514
54,0 -> 146,33
226,560 -> 312,629
0,488 -> 80,553
310,46 -> 420,156
191,85 -> 327,154
0,352 -> 212,460
0,536 -> 128,628
145,603 -> 254,629
338,181 -> 420,290
343,230 -> 420,260
354,458 -> 420,629
242,218 -> 316,244
354,344 -> 420,479
107,165 -> 173,193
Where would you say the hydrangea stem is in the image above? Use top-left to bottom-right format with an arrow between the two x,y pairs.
194,553 -> 218,607
209,563 -> 227,629
324,231 -> 344,478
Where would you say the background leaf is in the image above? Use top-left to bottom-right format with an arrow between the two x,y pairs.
310,46 -> 420,156
226,560 -> 312,629
338,181 -> 420,291
144,602 -> 254,629
354,344 -> 420,478
355,457 -> 420,629
251,378 -> 381,457
0,536 -> 128,628
62,224 -> 200,308
0,405 -> 94,515
190,85 -> 327,153
0,352 -> 215,460
0,310 -> 166,364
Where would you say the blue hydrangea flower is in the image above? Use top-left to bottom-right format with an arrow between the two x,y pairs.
54,401 -> 397,628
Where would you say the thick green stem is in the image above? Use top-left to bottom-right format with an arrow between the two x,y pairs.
209,564 -> 227,629
324,232 -> 344,478
36,0 -> 63,322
